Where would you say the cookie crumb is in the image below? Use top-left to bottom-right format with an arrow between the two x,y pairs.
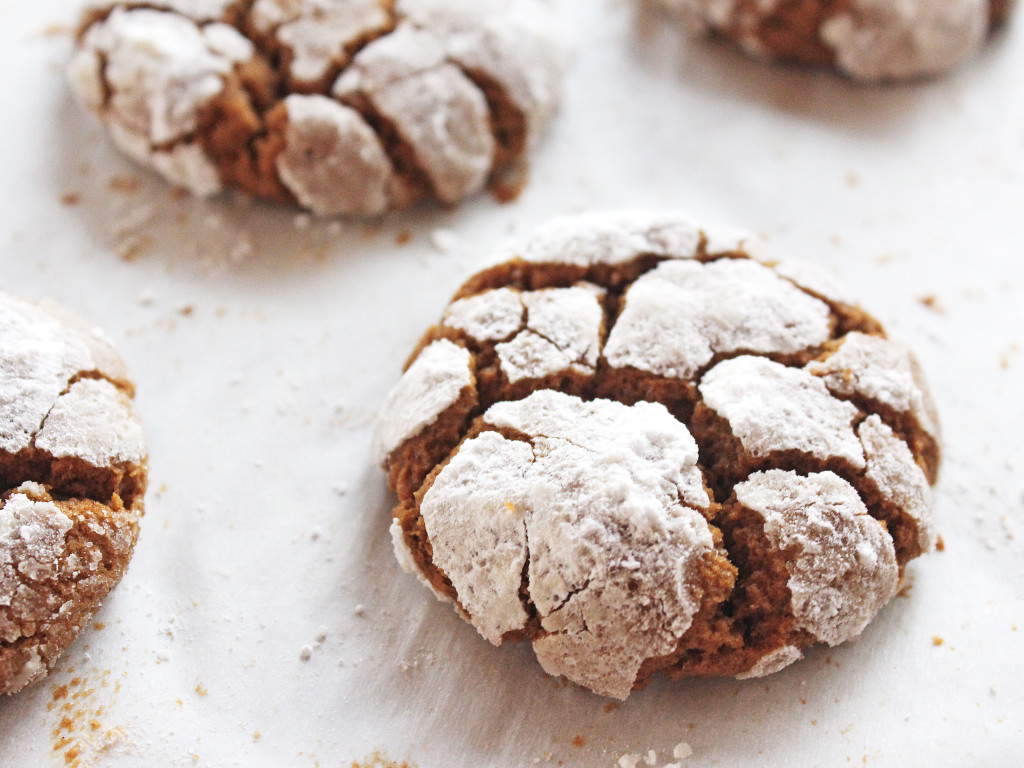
932,635 -> 945,646
108,176 -> 140,194
571,735 -> 584,748
354,604 -> 365,617
918,295 -> 944,313
299,645 -> 313,661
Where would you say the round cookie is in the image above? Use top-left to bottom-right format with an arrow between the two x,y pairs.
0,294 -> 147,695
656,0 -> 1014,82
67,0 -> 568,216
375,210 -> 940,699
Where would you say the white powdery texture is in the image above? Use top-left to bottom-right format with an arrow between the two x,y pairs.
70,0 -> 568,214
699,356 -> 865,469
68,7 -> 254,195
373,339 -> 473,463
660,0 -> 991,81
806,331 -> 941,445
0,295 -> 143,468
734,470 -> 899,645
420,390 -> 715,699
444,285 -> 605,383
605,259 -> 832,381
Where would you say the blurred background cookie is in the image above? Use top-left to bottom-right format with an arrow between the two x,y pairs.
655,0 -> 1014,81
1,294 -> 146,695
375,210 -> 940,699
68,0 -> 568,216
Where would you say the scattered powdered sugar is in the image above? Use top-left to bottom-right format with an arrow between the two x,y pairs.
699,356 -> 866,469
734,470 -> 899,646
605,259 -> 831,380
373,339 -> 473,462
421,390 -> 714,698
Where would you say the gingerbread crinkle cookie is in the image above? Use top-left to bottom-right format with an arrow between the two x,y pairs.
656,0 -> 1014,81
375,210 -> 941,699
68,0 -> 568,215
0,294 -> 147,695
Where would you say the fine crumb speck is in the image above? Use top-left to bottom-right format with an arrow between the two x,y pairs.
354,604 -> 365,617
299,645 -> 313,662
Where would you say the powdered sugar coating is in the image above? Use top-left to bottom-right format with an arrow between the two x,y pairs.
334,23 -> 494,203
374,339 -> 473,463
659,0 -> 998,81
807,332 -> 941,444
422,391 -> 714,698
444,288 -> 525,341
699,356 -> 865,469
820,0 -> 987,81
35,379 -> 146,469
858,416 -> 937,554
489,210 -> 752,270
734,644 -> 802,679
250,0 -> 391,88
0,297 -> 131,457
0,296 -> 146,695
71,0 -> 567,215
276,95 -> 395,217
68,8 -> 255,195
734,470 -> 899,645
380,210 -> 941,697
605,259 -> 831,381
399,0 -> 569,151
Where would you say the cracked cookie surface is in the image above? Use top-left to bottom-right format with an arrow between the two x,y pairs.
0,294 -> 147,695
375,210 -> 940,699
68,0 -> 568,216
655,0 -> 1014,82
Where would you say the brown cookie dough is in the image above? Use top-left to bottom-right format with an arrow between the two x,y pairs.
68,0 -> 568,216
656,0 -> 1014,81
374,210 -> 940,699
0,294 -> 147,695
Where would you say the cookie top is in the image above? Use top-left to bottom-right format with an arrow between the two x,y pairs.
68,0 -> 568,216
657,0 -> 1013,81
375,210 -> 940,699
0,294 -> 147,695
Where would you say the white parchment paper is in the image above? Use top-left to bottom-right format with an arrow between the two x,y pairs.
0,1 -> 1022,765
